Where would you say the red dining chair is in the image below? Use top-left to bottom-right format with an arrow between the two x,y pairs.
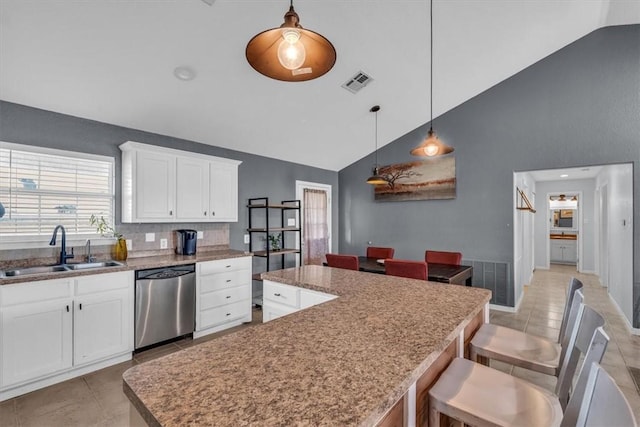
425,250 -> 462,266
385,259 -> 428,280
325,254 -> 359,271
366,246 -> 395,259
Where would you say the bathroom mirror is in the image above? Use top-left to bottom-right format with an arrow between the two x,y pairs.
552,209 -> 574,228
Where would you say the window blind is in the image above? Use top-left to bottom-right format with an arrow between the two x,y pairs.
0,145 -> 115,238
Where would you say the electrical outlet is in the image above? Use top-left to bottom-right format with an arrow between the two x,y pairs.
145,233 -> 155,242
197,231 -> 204,240
160,238 -> 168,249
125,239 -> 132,251
244,234 -> 250,244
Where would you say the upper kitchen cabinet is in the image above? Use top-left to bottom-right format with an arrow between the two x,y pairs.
120,142 -> 241,223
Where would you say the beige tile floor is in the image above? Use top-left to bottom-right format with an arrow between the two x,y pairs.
490,264 -> 640,422
1,266 -> 639,426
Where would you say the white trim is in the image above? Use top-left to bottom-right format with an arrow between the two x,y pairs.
0,141 -> 115,164
403,382 -> 416,427
119,141 -> 241,166
607,293 -> 640,336
489,303 -> 518,313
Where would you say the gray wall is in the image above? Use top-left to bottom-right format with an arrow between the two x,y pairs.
0,101 -> 339,259
338,25 -> 639,326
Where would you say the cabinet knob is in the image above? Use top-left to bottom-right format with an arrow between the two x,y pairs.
169,210 -> 173,216
274,293 -> 281,297
225,265 -> 231,268
226,295 -> 231,299
204,211 -> 207,216
212,211 -> 215,216
66,305 -> 69,312
79,303 -> 82,310
226,279 -> 231,283
226,313 -> 231,316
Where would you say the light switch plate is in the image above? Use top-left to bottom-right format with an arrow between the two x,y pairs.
160,238 -> 168,249
125,239 -> 132,251
244,234 -> 250,244
197,231 -> 204,240
145,233 -> 155,242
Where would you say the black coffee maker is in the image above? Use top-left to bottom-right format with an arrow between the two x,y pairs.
175,229 -> 197,255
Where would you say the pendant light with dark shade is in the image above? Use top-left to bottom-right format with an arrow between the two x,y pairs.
245,0 -> 336,82
411,0 -> 454,157
367,105 -> 388,185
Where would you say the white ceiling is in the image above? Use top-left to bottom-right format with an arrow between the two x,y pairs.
1,1 -> 638,171
527,165 -> 604,182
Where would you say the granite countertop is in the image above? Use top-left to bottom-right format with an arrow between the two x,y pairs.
123,265 -> 491,426
0,249 -> 250,285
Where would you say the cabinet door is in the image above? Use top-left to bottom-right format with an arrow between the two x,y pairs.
209,161 -> 238,222
563,241 -> 577,263
1,300 -> 72,387
135,150 -> 176,221
73,288 -> 132,366
176,156 -> 210,221
550,241 -> 563,262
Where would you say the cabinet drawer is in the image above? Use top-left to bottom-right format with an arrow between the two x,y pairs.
1,278 -> 73,307
75,271 -> 133,295
200,270 -> 250,293
198,257 -> 251,275
263,281 -> 299,308
199,300 -> 250,329
200,285 -> 250,310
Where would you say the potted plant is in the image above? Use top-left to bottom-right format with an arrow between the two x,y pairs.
90,214 -> 127,261
267,233 -> 282,252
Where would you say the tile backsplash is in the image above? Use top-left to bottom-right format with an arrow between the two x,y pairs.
0,223 -> 230,263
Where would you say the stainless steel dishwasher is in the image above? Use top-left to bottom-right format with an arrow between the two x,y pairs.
134,264 -> 196,350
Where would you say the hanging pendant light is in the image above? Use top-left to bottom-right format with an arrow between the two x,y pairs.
246,0 -> 336,82
367,105 -> 388,185
411,0 -> 454,157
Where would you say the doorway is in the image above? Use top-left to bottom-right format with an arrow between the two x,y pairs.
295,181 -> 332,265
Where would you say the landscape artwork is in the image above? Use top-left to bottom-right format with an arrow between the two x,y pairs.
374,156 -> 456,201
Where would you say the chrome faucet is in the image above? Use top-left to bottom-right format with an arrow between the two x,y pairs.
85,239 -> 96,263
49,225 -> 74,265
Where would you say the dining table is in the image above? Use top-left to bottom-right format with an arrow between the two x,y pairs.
356,256 -> 473,286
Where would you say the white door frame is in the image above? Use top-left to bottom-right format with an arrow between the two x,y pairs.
295,180 -> 332,263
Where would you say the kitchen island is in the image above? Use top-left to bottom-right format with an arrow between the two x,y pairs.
123,265 -> 491,426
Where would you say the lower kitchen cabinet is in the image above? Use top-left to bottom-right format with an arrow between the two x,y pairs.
73,272 -> 133,366
0,271 -> 134,401
550,239 -> 577,264
262,280 -> 337,323
195,256 -> 252,338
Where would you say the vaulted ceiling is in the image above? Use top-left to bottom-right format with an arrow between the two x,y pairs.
1,1 -> 638,171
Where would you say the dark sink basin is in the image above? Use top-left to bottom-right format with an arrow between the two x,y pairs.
1,260 -> 125,278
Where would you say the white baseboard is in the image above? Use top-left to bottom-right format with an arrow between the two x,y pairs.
607,293 -> 640,336
489,303 -> 518,313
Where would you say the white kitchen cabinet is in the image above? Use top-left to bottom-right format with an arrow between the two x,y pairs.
176,156 -> 210,221
195,256 -> 252,338
209,161 -> 239,222
0,271 -> 134,401
550,239 -> 577,264
1,278 -> 73,388
120,141 -> 241,223
262,280 -> 337,323
73,272 -> 134,366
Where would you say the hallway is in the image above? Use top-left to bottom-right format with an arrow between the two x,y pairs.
490,264 -> 640,420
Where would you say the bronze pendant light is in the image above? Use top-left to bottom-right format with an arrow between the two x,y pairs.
367,105 -> 388,185
245,0 -> 336,82
411,0 -> 454,157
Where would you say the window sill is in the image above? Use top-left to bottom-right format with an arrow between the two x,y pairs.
0,236 -> 117,251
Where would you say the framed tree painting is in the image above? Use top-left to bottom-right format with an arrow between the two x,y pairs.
375,157 -> 456,201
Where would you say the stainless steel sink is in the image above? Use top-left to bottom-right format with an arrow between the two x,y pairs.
67,261 -> 124,270
2,265 -> 71,277
1,260 -> 124,277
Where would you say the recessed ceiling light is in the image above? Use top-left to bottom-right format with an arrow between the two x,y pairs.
173,66 -> 196,81
560,174 -> 569,178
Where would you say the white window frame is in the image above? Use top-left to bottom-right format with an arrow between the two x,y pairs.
0,141 -> 116,249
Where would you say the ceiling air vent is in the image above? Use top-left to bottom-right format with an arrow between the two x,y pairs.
342,71 -> 373,94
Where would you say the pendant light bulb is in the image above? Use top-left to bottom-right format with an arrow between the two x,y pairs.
277,29 -> 306,70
